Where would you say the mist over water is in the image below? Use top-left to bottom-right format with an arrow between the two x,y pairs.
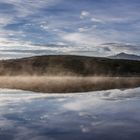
0,76 -> 139,93
0,88 -> 140,140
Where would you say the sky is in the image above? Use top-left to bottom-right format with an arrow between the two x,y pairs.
0,0 -> 140,59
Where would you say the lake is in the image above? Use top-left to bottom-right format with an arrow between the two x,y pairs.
0,88 -> 140,140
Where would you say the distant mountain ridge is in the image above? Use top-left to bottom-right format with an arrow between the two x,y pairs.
109,52 -> 140,61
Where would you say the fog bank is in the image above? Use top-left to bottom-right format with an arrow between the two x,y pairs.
0,76 -> 139,93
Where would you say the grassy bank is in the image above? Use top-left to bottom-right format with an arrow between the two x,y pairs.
0,76 -> 139,93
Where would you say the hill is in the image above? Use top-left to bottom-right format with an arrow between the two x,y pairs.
0,55 -> 139,76
109,52 -> 140,61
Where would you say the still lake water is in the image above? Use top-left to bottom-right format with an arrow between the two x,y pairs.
0,88 -> 140,140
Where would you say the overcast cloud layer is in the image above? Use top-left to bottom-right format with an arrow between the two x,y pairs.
0,0 -> 140,59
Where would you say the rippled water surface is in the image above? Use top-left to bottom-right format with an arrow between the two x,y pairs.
0,88 -> 140,140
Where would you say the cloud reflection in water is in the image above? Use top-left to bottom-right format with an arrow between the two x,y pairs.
0,88 -> 140,140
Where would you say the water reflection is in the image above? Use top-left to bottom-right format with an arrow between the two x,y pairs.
0,88 -> 140,140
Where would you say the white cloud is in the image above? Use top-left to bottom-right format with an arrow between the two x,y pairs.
101,43 -> 140,55
91,17 -> 105,23
40,24 -> 49,31
0,16 -> 13,26
61,32 -> 104,46
78,27 -> 88,32
0,0 -> 138,58
5,0 -> 58,18
0,37 -> 80,59
80,11 -> 90,19
60,32 -> 108,56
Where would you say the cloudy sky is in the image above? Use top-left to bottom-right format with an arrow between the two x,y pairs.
0,0 -> 140,59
